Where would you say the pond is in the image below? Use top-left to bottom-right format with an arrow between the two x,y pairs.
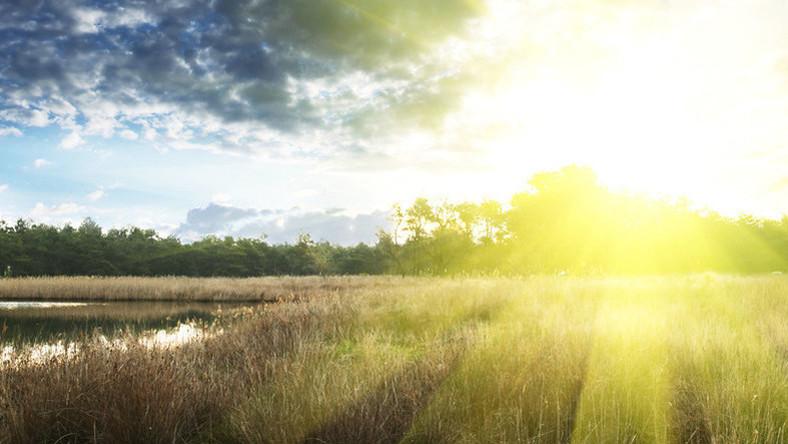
0,300 -> 252,346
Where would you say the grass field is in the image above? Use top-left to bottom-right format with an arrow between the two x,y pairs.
0,275 -> 786,443
0,276 -> 408,302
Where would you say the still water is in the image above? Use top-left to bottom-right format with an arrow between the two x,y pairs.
0,300 -> 247,346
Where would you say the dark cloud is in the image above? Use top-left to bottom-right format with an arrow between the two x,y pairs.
0,0 -> 483,155
177,203 -> 389,245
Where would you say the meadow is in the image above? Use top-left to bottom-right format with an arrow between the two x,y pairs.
0,275 -> 786,443
0,276 -> 406,302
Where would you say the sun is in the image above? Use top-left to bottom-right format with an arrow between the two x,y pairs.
443,2 -> 783,217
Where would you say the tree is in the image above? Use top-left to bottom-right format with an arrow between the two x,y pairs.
0,165 -> 786,277
389,203 -> 404,245
405,198 -> 433,241
454,202 -> 479,240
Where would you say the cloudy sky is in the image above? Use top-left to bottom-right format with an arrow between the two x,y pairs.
1,0 -> 787,243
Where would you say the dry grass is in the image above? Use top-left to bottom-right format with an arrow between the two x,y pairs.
0,275 -> 787,443
0,275 -> 414,302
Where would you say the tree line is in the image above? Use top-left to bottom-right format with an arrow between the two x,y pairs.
2,166 -> 787,277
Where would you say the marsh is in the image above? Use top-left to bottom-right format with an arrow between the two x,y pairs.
0,300 -> 251,347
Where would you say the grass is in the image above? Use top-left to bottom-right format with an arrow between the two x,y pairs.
0,275 -> 786,443
0,276 -> 413,302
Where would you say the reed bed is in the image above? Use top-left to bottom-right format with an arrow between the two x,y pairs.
0,275 -> 786,443
0,275 -> 417,302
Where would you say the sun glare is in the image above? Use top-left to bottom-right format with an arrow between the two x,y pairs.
448,1 -> 788,217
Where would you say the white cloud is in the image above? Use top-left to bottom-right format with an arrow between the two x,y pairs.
0,127 -> 22,137
33,158 -> 52,168
86,189 -> 105,201
119,129 -> 138,140
82,106 -> 118,137
59,131 -> 84,149
0,184 -> 8,193
29,109 -> 50,127
30,202 -> 86,224
104,8 -> 154,28
143,126 -> 158,141
72,7 -> 154,33
72,8 -> 107,34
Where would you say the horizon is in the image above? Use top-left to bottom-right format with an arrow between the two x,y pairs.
3,163 -> 788,247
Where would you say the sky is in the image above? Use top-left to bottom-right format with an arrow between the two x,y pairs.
1,0 -> 787,244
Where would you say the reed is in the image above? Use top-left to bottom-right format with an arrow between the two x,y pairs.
0,275 -> 418,302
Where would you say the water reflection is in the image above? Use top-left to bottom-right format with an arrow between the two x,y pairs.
0,301 -> 92,309
0,300 -> 245,345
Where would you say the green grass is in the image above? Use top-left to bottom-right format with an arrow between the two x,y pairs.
0,275 -> 786,443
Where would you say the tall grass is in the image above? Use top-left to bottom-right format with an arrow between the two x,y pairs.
0,275 -> 786,443
0,275 -> 415,302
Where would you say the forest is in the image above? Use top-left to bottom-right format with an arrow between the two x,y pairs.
2,166 -> 787,277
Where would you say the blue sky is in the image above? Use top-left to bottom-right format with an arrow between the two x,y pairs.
1,0 -> 787,243
0,125 -> 396,243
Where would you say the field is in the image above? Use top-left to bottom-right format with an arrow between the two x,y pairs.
0,276 -> 405,302
1,275 -> 787,443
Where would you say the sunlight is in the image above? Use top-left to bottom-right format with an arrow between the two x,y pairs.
446,0 -> 788,217
479,42 -> 723,206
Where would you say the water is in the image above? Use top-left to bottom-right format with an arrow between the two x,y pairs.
0,302 -> 92,309
0,300 -> 249,346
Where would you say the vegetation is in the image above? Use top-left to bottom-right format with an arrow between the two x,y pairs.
1,166 -> 787,278
1,275 -> 786,443
0,276 -> 404,302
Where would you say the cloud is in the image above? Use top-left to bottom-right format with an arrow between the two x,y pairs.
0,127 -> 22,137
59,131 -> 84,149
33,158 -> 52,168
29,109 -> 51,127
0,0 -> 484,161
142,126 -> 157,141
119,129 -> 138,140
86,189 -> 105,201
0,184 -> 8,192
29,202 -> 86,224
71,8 -> 106,34
176,203 -> 390,245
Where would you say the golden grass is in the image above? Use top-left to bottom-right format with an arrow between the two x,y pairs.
0,275 -> 415,302
0,275 -> 786,443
